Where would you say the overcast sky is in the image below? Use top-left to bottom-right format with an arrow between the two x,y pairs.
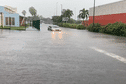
0,0 -> 122,19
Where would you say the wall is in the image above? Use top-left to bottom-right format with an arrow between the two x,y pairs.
89,0 -> 126,25
89,13 -> 126,26
89,0 -> 126,16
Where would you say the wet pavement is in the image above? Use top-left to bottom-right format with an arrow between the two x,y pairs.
0,24 -> 126,84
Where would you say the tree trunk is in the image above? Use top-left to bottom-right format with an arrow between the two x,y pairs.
83,19 -> 85,27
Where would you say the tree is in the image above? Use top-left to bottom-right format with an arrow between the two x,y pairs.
61,9 -> 73,23
22,10 -> 26,28
39,15 -> 43,20
78,8 -> 89,25
68,18 -> 75,23
52,16 -> 60,24
62,9 -> 73,19
29,6 -> 37,16
29,7 -> 37,27
22,10 -> 26,16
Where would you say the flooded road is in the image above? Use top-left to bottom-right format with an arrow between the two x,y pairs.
0,24 -> 126,84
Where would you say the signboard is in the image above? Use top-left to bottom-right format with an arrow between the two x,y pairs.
62,17 -> 69,21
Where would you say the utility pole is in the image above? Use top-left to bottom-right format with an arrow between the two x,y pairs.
93,0 -> 95,27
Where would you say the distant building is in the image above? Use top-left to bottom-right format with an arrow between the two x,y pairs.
0,5 -> 25,27
89,0 -> 126,25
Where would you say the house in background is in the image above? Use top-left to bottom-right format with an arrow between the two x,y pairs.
0,5 -> 25,27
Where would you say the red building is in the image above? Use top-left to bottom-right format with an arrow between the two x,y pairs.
20,16 -> 26,26
89,0 -> 126,26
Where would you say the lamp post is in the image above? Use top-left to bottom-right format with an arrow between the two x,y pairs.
93,0 -> 95,27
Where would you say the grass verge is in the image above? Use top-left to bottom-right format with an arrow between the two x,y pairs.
0,26 -> 29,30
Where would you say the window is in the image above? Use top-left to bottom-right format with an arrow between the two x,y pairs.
12,18 -> 15,25
5,17 -> 15,26
9,17 -> 11,25
6,17 -> 9,25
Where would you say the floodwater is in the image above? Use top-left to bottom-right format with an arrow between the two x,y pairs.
0,24 -> 126,84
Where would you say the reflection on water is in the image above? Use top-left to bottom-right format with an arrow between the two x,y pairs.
0,29 -> 3,34
51,31 -> 63,39
0,24 -> 126,84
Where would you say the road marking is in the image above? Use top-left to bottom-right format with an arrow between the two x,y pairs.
90,47 -> 126,64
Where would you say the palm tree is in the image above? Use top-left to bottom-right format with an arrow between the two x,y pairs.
62,9 -> 73,22
78,8 -> 89,26
22,10 -> 26,28
22,10 -> 26,16
63,9 -> 73,19
29,6 -> 37,16
29,7 -> 37,27
66,9 -> 73,19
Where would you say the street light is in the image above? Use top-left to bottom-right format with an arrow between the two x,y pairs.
93,0 -> 95,27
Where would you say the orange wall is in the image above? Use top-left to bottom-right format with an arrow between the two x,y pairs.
89,13 -> 126,26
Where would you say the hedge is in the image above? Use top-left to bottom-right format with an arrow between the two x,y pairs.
87,22 -> 126,37
58,23 -> 86,30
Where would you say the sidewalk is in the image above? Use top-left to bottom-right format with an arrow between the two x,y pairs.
26,26 -> 38,31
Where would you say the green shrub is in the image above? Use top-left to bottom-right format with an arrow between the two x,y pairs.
62,23 -> 70,28
124,29 -> 126,37
87,23 -> 101,32
69,24 -> 77,28
105,22 -> 118,34
87,23 -> 93,31
58,23 -> 63,27
76,25 -> 86,29
99,26 -> 106,33
87,22 -> 126,37
105,22 -> 126,36
114,22 -> 126,36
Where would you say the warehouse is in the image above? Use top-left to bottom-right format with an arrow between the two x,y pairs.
89,0 -> 126,26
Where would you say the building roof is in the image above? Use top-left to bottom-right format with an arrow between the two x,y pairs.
4,5 -> 17,13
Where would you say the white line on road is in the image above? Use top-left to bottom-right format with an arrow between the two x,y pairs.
90,47 -> 126,64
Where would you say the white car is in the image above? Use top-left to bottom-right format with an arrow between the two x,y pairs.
48,25 -> 61,31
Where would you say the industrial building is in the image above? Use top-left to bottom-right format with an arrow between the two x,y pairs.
89,0 -> 126,25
